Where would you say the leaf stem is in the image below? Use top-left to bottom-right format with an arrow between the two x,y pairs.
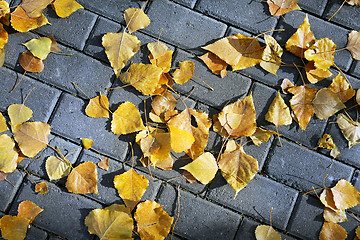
328,0 -> 346,21
10,71 -> 27,93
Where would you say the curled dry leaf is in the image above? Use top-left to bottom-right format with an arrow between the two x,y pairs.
66,161 -> 98,194
81,138 -> 93,150
312,88 -> 345,120
8,104 -> 33,126
114,168 -> 149,210
173,60 -> 195,84
318,134 -> 336,149
323,207 -> 347,223
23,37 -> 52,60
35,182 -> 48,195
19,52 -> 44,73
330,145 -> 341,158
203,34 -> 263,71
11,6 -> 49,32
21,0 -> 51,18
337,113 -> 360,148
111,101 -> 146,135
328,74 -> 355,103
151,90 -> 178,121
260,35 -> 283,75
319,222 -> 347,240
181,152 -> 218,184
267,0 -> 301,16
0,215 -> 30,240
286,14 -> 315,58
0,112 -> 8,133
85,204 -> 133,240
305,61 -> 333,84
13,122 -> 50,158
265,91 -> 292,127
255,225 -> 281,240
346,30 -> 360,60
124,8 -> 150,33
218,140 -> 258,197
85,94 -> 109,118
304,38 -> 336,70
51,0 -> 83,18
134,200 -> 173,240
199,52 -> 227,78
250,127 -> 278,146
280,78 -> 294,94
102,32 -> 140,77
45,156 -> 72,180
0,22 -> 8,48
17,200 -> 43,223
98,158 -> 109,171
0,134 -> 18,173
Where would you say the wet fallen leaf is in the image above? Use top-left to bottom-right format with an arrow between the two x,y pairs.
328,73 -> 355,103
51,0 -> 83,18
304,38 -> 336,70
181,152 -> 218,184
323,207 -> 347,223
0,215 -> 30,240
134,200 -> 173,240
19,52 -> 44,73
0,112 -> 8,133
337,113 -> 360,148
35,182 -> 48,195
97,158 -> 109,171
346,30 -> 360,60
111,101 -> 146,135
280,78 -> 294,94
318,134 -> 336,149
23,37 -> 52,60
124,8 -> 150,33
331,179 -> 360,210
12,122 -> 50,158
85,94 -> 109,118
0,22 -> 8,48
319,222 -> 347,240
173,60 -> 195,84
218,140 -> 258,197
8,104 -> 33,126
85,204 -> 133,240
305,61 -> 333,84
46,156 -> 72,180
265,91 -> 292,127
267,0 -> 301,16
288,86 -> 318,130
0,134 -> 18,173
199,52 -> 228,78
312,88 -> 345,120
21,0 -> 51,18
203,34 -> 263,71
260,35 -> 283,75
114,168 -> 149,210
17,200 -> 43,223
81,138 -> 93,150
102,32 -> 140,77
250,127 -> 278,146
66,161 -> 98,194
11,6 -> 49,32
255,225 -> 281,240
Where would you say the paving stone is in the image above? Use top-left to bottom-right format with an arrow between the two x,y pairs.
196,0 -> 279,35
157,183 -> 242,240
287,194 -> 359,239
144,0 -> 227,52
235,217 -> 297,240
324,0 -> 360,32
25,226 -> 48,240
264,138 -> 354,192
172,0 -> 196,8
273,11 -> 353,71
350,171 -> 360,215
50,93 -> 131,161
9,176 -> 102,240
251,82 -> 328,148
297,0 -> 329,16
173,49 -> 252,109
0,170 -> 24,212
350,60 -> 360,79
0,67 -> 61,123
207,174 -> 298,230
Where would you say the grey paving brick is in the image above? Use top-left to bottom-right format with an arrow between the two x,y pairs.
265,138 -> 354,192
196,0 -> 279,35
10,176 -> 102,240
251,82 -> 328,148
298,0 -> 328,16
173,49 -> 252,109
350,60 -> 360,79
350,171 -> 360,215
0,170 -> 24,212
324,0 -> 360,32
273,11 -> 353,71
25,226 -> 48,240
287,194 -> 359,239
50,93 -> 131,161
157,183 -> 242,240
0,67 -> 61,123
207,174 -> 298,230
172,0 -> 196,8
144,0 -> 227,52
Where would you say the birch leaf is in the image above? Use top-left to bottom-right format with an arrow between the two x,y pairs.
8,104 -> 33,126
66,161 -> 98,194
305,61 -> 333,84
337,113 -> 360,148
45,156 -> 72,180
19,52 -> 44,73
199,52 -> 228,78
346,30 -> 360,60
250,127 -> 278,146
312,88 -> 345,120
124,8 -> 150,33
0,215 -> 30,240
11,6 -> 49,32
85,94 -> 109,118
23,37 -> 52,60
304,38 -> 336,70
17,200 -> 43,224
328,73 -> 355,103
267,0 -> 301,16
173,60 -> 195,84
260,35 -> 283,75
255,225 -> 281,240
0,134 -> 18,173
111,101 -> 146,135
0,113 -> 7,133
319,222 -> 347,240
51,0 -> 83,18
265,91 -> 292,127
21,0 -> 51,18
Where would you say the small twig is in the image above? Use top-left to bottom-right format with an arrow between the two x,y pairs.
10,71 -> 27,93
171,185 -> 181,240
328,0 -> 346,21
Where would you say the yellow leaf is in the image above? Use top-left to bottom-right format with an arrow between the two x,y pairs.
23,37 -> 52,60
312,88 -> 345,120
11,6 -> 49,32
199,52 -> 228,78
331,179 -> 360,210
337,113 -> 360,148
346,30 -> 360,60
323,207 -> 347,223
288,86 -> 318,130
285,14 -> 315,58
0,112 -> 8,133
357,89 -> 360,105
267,0 -> 301,16
0,215 -> 30,240
134,200 -> 173,240
180,152 -> 218,184
250,127 -> 278,146
357,226 -> 360,239
21,0 -> 51,18
318,134 -> 336,150
328,73 -> 355,103
260,35 -> 283,75
66,161 -> 98,194
346,0 -> 360,5
0,1 -> 9,19
203,34 -> 263,71
124,8 -> 150,33
51,0 -> 83,18
81,138 -> 93,150
102,32 -> 140,77
17,200 -> 43,224
319,222 -> 347,240
12,122 -> 50,158
0,22 -> 8,49
0,48 -> 4,67
218,140 -> 258,197
280,78 -> 294,94
265,91 -> 292,127
173,60 -> 195,84
304,38 -> 336,70
111,101 -> 146,135
305,61 -> 333,84
114,168 -> 149,210
8,104 -> 33,126
98,158 -> 109,171
0,134 -> 18,173
45,156 -> 72,180
85,204 -> 133,240
85,94 -> 109,118
149,50 -> 173,73
255,225 -> 281,240
35,182 -> 48,195
147,42 -> 168,59
18,52 -> 44,73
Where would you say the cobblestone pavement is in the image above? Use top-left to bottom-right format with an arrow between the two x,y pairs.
1,0 -> 360,239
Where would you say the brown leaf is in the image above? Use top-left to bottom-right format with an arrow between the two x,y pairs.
288,86 -> 318,130
0,215 -> 30,240
250,127 -> 278,146
51,0 -> 83,18
280,78 -> 294,94
199,52 -> 228,78
19,52 -> 44,73
0,112 -> 8,133
11,6 -> 49,32
323,207 -> 347,223
97,158 -> 109,171
312,88 -> 345,120
318,134 -> 336,149
85,94 -> 109,118
304,38 -> 336,70
346,30 -> 360,60
8,104 -> 33,126
35,182 -> 48,195
66,161 -> 98,194
0,134 -> 18,173
265,91 -> 292,127
173,60 -> 195,84
0,22 -> 8,49
337,113 -> 360,148
255,225 -> 281,240
0,171 -> 7,181
319,222 -> 347,240
267,0 -> 301,16
151,90 -> 178,120
260,35 -> 283,75
21,0 -> 51,18
203,34 -> 264,71
124,8 -> 150,33
328,73 -> 355,103
305,61 -> 333,84
17,200 -> 43,223
48,35 -> 61,52
331,179 -> 360,210
111,101 -> 146,135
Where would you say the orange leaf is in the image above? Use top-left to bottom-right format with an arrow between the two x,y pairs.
265,91 -> 292,127
35,182 -> 48,195
319,222 -> 347,240
11,6 -> 49,32
97,158 -> 109,171
199,52 -> 228,78
255,225 -> 281,240
151,90 -> 178,120
280,78 -> 294,94
173,60 -> 195,84
318,134 -> 336,150
0,1 -> 9,19
250,127 -> 278,146
331,179 -> 360,210
305,61 -> 333,84
304,38 -> 336,70
17,200 -> 43,223
0,22 -> 7,49
267,0 -> 301,16
51,0 -> 83,18
111,101 -> 146,135
346,0 -> 360,6
21,0 -> 51,18
66,161 -> 98,194
18,52 -> 44,73
0,215 -> 30,240
85,94 -> 109,118
323,207 -> 347,223
328,73 -> 355,103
